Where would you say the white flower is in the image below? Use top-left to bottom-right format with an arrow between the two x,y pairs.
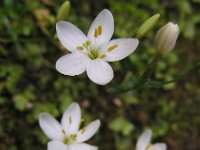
56,9 -> 139,85
39,102 -> 100,150
136,129 -> 167,150
155,22 -> 179,54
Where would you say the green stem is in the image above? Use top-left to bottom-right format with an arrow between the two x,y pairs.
107,58 -> 200,94
107,54 -> 160,93
136,54 -> 160,84
0,37 -> 45,43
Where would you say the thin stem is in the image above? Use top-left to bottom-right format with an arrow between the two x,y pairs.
107,54 -> 160,93
107,57 -> 200,94
0,37 -> 45,43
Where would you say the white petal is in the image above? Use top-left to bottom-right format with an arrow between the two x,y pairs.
48,141 -> 67,150
136,129 -> 152,150
56,52 -> 89,76
39,113 -> 63,140
87,9 -> 114,48
56,21 -> 88,52
76,120 -> 100,143
61,102 -> 81,135
69,143 -> 97,150
86,59 -> 114,85
150,143 -> 167,150
103,38 -> 139,62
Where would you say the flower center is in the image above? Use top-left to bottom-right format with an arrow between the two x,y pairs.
88,50 -> 99,60
88,50 -> 106,60
146,144 -> 152,150
76,40 -> 106,60
63,134 -> 77,145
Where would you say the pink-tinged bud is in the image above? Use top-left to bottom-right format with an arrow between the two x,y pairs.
155,22 -> 179,54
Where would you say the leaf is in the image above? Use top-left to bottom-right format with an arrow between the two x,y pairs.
13,95 -> 29,111
109,117 -> 134,136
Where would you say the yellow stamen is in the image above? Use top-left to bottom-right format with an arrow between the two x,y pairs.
83,40 -> 91,49
94,25 -> 102,38
79,119 -> 84,128
107,44 -> 118,51
69,117 -> 72,124
99,54 -> 106,59
70,134 -> 77,140
85,40 -> 91,46
94,28 -> 98,38
76,46 -> 84,50
63,137 -> 69,144
146,144 -> 152,150
98,25 -> 102,35
61,129 -> 66,135
81,128 -> 86,134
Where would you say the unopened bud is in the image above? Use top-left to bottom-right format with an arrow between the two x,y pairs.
57,1 -> 70,22
155,22 -> 179,54
137,14 -> 160,38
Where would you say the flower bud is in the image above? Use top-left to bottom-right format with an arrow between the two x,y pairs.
155,22 -> 179,54
56,1 -> 70,22
137,14 -> 160,38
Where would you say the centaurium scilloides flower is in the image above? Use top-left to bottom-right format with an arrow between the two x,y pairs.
39,102 -> 100,150
136,129 -> 167,150
56,9 -> 139,85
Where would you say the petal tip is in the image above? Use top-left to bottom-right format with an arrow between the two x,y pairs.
94,119 -> 101,128
56,21 -> 68,31
145,129 -> 152,136
64,102 -> 81,117
39,113 -> 50,120
102,9 -> 111,14
69,102 -> 80,109
131,38 -> 139,47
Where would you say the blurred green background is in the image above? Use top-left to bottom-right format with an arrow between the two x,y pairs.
0,0 -> 200,149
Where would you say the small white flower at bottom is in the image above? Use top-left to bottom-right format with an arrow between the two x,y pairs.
39,102 -> 100,150
136,129 -> 167,150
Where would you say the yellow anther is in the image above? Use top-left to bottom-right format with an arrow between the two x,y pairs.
63,134 -> 77,145
99,54 -> 106,59
69,117 -> 72,124
76,46 -> 84,50
98,25 -> 102,35
61,129 -> 66,135
146,144 -> 152,150
70,134 -> 77,140
63,137 -> 69,144
83,40 -> 91,49
81,128 -> 86,134
94,25 -> 102,38
94,28 -> 98,38
79,119 -> 84,128
107,44 -> 118,51
85,40 -> 91,46
88,50 -> 99,60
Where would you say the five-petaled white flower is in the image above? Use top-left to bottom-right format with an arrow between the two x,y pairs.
136,129 -> 167,150
39,102 -> 100,150
56,9 -> 139,85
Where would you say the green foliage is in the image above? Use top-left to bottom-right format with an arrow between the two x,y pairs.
109,117 -> 134,136
0,0 -> 200,150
